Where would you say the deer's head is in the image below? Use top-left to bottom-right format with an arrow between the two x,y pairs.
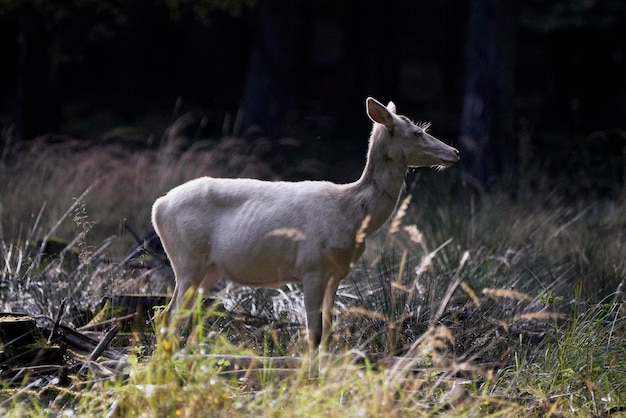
366,97 -> 460,168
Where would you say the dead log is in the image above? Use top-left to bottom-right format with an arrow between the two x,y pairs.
51,324 -> 122,360
0,313 -> 37,348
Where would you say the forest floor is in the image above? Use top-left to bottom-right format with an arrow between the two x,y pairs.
1,132 -> 625,416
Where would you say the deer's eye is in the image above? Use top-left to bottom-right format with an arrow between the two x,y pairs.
413,131 -> 422,138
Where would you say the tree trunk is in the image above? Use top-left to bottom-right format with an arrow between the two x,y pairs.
15,4 -> 57,140
236,0 -> 300,138
460,0 -> 517,184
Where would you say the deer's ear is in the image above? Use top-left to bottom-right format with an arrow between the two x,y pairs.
366,97 -> 395,130
386,101 -> 397,114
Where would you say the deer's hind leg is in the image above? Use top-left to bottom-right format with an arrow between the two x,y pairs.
159,263 -> 220,340
321,276 -> 341,353
161,255 -> 206,328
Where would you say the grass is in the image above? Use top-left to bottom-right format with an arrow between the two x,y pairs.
1,123 -> 625,416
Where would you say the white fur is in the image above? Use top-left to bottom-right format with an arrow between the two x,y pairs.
152,97 -> 459,353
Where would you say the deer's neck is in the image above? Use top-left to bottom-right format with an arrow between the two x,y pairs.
345,129 -> 407,235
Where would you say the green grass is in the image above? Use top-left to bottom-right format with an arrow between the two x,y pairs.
1,128 -> 625,416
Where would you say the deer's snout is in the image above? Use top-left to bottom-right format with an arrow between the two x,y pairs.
439,147 -> 460,167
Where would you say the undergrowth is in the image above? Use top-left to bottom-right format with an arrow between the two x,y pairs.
0,123 -> 625,416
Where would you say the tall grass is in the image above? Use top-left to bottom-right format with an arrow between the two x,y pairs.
1,122 -> 625,416
0,119 -> 320,257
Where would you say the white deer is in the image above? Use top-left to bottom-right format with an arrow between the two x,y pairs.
151,97 -> 459,359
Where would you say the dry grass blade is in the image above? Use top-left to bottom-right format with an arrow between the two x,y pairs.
35,186 -> 94,265
342,306 -> 388,322
414,237 -> 454,279
430,249 -> 469,325
403,224 -> 424,245
509,312 -> 567,322
265,228 -> 306,241
355,215 -> 371,245
389,195 -> 412,234
461,282 -> 480,307
482,288 -> 533,301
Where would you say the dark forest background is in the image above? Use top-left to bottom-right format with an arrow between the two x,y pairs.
1,0 -> 625,188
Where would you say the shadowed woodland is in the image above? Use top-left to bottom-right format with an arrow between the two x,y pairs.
2,0 -> 625,187
1,1 -> 626,416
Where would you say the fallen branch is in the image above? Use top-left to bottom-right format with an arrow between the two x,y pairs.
89,325 -> 119,362
77,313 -> 138,332
47,297 -> 67,345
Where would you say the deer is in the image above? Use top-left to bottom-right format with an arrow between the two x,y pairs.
151,97 -> 459,366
